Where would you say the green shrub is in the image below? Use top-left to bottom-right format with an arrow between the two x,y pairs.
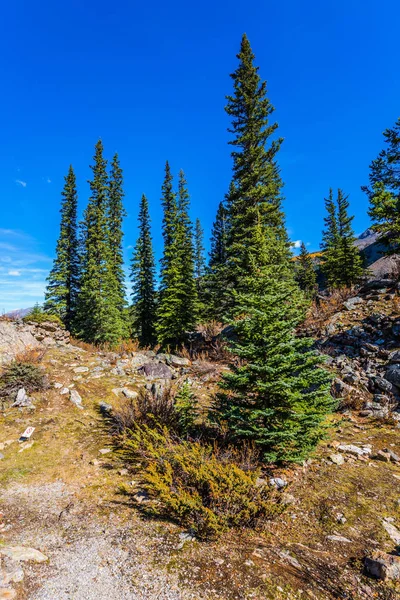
120,424 -> 281,539
22,303 -> 63,327
174,381 -> 199,435
0,361 -> 49,399
111,382 -> 199,437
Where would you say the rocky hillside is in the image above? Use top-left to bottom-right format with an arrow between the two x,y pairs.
1,292 -> 400,599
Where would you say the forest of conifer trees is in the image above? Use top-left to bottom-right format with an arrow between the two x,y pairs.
43,33 -> 400,463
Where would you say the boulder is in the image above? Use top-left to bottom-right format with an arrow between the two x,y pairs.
138,362 -> 173,379
385,364 -> 400,388
365,551 -> 400,580
0,322 -> 41,365
343,297 -> 364,311
69,389 -> 83,409
11,388 -> 33,408
0,546 -> 48,563
337,444 -> 371,457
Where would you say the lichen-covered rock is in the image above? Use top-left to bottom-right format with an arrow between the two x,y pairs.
365,551 -> 400,580
0,322 -> 41,365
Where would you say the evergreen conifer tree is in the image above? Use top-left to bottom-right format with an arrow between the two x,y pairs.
321,189 -> 363,288
224,34 -> 291,305
213,229 -> 334,463
44,165 -> 79,330
108,153 -> 127,311
75,140 -> 127,344
176,170 -> 199,333
363,118 -> 400,254
194,218 -> 206,281
205,185 -> 234,321
209,201 -> 229,269
295,242 -> 317,297
156,162 -> 182,346
336,189 -> 364,286
130,194 -> 156,345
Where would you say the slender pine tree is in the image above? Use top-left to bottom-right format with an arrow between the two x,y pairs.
75,140 -> 127,344
321,189 -> 363,288
44,165 -> 79,330
213,228 -> 334,463
108,153 -> 127,311
205,185 -> 234,321
363,117 -> 400,254
156,162 -> 181,346
225,34 -> 291,306
209,201 -> 229,269
295,242 -> 317,297
320,189 -> 341,288
130,194 -> 156,345
194,218 -> 206,281
336,189 -> 363,286
176,170 -> 199,333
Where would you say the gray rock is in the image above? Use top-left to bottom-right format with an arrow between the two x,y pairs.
382,518 -> 400,545
343,297 -> 364,311
73,366 -> 89,374
99,402 -> 112,415
365,551 -> 400,580
373,376 -> 394,393
11,388 -> 33,408
121,388 -> 138,399
138,362 -> 173,379
329,453 -> 345,465
389,350 -> 400,363
337,444 -> 371,457
385,364 -> 400,388
269,477 -> 287,490
326,535 -> 352,543
0,452 -> 4,460
0,321 -> 42,365
60,387 -> 70,395
69,389 -> 83,409
0,546 -> 48,562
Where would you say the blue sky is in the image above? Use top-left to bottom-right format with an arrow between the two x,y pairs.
1,0 -> 399,312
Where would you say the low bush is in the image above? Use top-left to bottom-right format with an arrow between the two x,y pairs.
111,383 -> 199,436
120,424 -> 281,539
23,312 -> 63,326
0,360 -> 49,399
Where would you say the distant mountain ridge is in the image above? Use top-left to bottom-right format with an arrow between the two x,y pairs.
3,307 -> 33,319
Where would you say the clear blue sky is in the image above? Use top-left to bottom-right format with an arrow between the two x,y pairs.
0,0 -> 399,311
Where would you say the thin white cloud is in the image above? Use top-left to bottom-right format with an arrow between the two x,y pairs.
15,179 -> 27,188
46,178 -> 51,184
8,270 -> 21,277
293,240 -> 302,249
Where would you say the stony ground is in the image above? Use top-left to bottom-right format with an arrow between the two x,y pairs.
1,309 -> 400,598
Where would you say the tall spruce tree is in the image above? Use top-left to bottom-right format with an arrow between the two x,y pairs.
44,165 -> 79,330
75,140 -> 127,344
156,166 -> 200,345
321,189 -> 363,288
225,34 -> 291,305
320,189 -> 342,288
213,228 -> 334,463
205,184 -> 234,320
156,162 -> 181,346
295,242 -> 317,297
108,153 -> 127,311
209,201 -> 229,269
363,117 -> 400,254
176,170 -> 199,332
336,189 -> 364,286
194,218 -> 206,280
130,194 -> 156,345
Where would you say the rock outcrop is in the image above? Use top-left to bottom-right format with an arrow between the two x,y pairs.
0,320 -> 70,365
